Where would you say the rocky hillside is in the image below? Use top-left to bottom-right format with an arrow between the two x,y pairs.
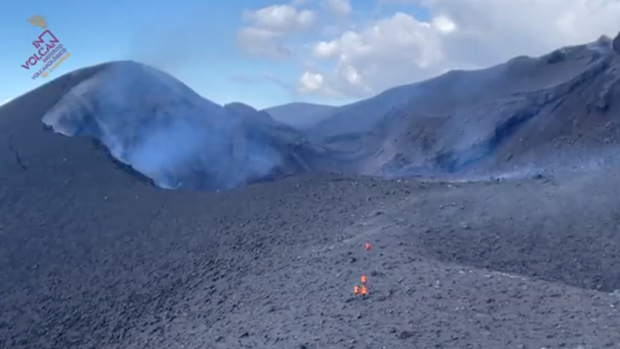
38,61 -> 332,191
316,33 -> 620,178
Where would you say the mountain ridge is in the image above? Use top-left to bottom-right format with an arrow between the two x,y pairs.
262,101 -> 336,128
3,31 -> 620,349
33,60 -> 332,191
4,32 -> 620,190
310,31 -> 620,179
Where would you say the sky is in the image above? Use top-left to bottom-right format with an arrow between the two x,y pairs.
2,0 -> 620,109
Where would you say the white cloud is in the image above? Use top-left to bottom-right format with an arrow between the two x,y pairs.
342,65 -> 361,84
238,4 -> 316,59
239,0 -> 620,99
237,27 -> 291,59
432,15 -> 455,34
321,0 -> 352,16
299,0 -> 620,98
313,41 -> 339,57
242,5 -> 315,32
298,71 -> 324,92
308,12 -> 445,96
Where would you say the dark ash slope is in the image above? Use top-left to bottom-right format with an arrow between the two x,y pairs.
314,34 -> 620,179
36,61 -> 334,192
2,62 -> 620,349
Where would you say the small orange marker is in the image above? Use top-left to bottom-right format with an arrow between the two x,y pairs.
360,275 -> 367,284
364,242 -> 371,251
359,285 -> 368,296
353,285 -> 361,295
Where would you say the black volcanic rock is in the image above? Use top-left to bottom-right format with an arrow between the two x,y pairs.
612,31 -> 620,54
4,37 -> 620,349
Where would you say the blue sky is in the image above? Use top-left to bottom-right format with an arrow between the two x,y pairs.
2,1 -> 617,109
0,0 -> 432,109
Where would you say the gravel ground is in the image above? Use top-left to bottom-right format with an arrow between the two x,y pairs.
2,67 -> 620,349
